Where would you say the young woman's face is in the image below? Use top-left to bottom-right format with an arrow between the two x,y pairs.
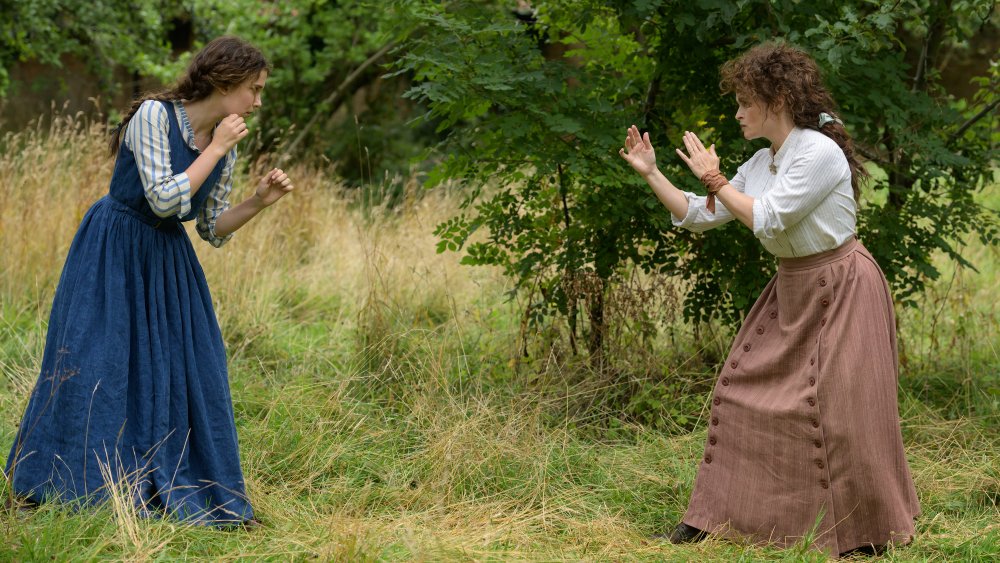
221,70 -> 268,118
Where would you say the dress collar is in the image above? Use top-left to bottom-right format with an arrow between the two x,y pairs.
769,127 -> 803,174
173,101 -> 200,153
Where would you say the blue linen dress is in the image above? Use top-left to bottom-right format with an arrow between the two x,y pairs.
5,101 -> 253,525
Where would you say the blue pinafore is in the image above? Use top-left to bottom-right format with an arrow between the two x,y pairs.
6,101 -> 253,524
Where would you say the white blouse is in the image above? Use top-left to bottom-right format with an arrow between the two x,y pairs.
671,127 -> 857,258
125,100 -> 236,248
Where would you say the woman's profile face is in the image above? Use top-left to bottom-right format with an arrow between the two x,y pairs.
735,95 -> 768,141
221,70 -> 268,118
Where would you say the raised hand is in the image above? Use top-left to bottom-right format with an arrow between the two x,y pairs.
675,131 -> 720,179
254,168 -> 294,207
619,124 -> 658,177
211,114 -> 249,154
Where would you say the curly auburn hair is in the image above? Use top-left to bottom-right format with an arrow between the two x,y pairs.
108,36 -> 270,156
719,42 -> 867,201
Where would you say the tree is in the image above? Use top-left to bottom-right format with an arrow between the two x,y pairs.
395,0 -> 999,364
1,0 -> 425,187
0,0 -> 176,98
186,0 -> 423,185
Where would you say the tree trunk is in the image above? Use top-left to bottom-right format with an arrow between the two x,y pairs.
587,278 -> 606,371
559,165 -> 579,356
279,40 -> 397,163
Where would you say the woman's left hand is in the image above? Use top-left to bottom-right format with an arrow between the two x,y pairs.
676,131 -> 720,178
255,168 -> 294,207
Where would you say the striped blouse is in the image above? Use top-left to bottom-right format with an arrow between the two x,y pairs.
671,127 -> 857,258
125,100 -> 235,247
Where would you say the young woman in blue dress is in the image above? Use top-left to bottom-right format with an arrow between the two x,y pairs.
6,36 -> 292,526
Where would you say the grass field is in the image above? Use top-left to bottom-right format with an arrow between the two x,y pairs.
1,114 -> 997,561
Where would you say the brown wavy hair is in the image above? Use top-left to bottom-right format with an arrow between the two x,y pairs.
108,36 -> 270,156
719,42 -> 867,200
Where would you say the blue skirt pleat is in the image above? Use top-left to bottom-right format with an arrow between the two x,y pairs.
6,196 -> 253,524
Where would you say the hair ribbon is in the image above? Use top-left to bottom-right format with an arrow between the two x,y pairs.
818,112 -> 843,128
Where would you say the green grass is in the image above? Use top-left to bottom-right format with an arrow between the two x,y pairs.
1,120 -> 998,560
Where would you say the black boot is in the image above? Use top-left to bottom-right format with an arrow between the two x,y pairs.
3,495 -> 39,513
840,544 -> 887,557
668,522 -> 708,544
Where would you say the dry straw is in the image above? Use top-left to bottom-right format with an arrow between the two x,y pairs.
1,106 -> 997,560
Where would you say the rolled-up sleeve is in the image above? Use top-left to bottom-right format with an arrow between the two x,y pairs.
195,147 -> 236,248
752,141 -> 848,241
125,101 -> 192,218
671,163 -> 746,233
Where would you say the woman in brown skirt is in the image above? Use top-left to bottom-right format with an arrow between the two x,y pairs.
619,42 -> 920,556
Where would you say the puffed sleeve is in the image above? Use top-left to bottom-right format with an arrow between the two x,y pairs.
125,100 -> 193,219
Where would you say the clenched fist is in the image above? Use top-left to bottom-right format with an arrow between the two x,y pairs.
211,114 -> 249,154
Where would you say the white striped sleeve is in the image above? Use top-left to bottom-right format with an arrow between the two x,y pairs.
195,147 -> 236,248
125,100 -> 192,218
671,162 -> 746,232
752,139 -> 849,241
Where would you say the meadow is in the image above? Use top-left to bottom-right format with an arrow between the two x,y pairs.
1,113 -> 997,561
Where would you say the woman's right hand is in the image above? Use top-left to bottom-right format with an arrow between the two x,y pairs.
619,124 -> 657,178
210,114 -> 249,154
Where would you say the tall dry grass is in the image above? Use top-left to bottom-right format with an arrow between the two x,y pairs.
0,112 -> 111,300
1,112 -> 997,561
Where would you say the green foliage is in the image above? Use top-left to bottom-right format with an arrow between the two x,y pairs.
0,0 -> 176,97
2,0 -> 433,186
398,2 -> 681,358
396,0 -> 1000,358
3,0 -> 996,357
814,0 -> 1000,304
186,0 -> 428,185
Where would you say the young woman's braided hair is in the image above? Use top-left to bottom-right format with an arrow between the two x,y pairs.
719,42 -> 868,201
108,36 -> 270,156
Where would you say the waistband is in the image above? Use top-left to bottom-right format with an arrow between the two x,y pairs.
778,237 -> 860,271
104,195 -> 181,231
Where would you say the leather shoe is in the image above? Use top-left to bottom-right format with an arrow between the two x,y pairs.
3,495 -> 39,513
840,544 -> 887,557
668,522 -> 708,544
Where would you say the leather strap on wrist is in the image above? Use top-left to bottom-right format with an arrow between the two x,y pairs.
700,169 -> 728,214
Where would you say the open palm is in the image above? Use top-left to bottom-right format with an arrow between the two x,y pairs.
619,124 -> 657,177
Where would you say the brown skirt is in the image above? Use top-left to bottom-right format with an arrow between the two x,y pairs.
682,239 -> 920,556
